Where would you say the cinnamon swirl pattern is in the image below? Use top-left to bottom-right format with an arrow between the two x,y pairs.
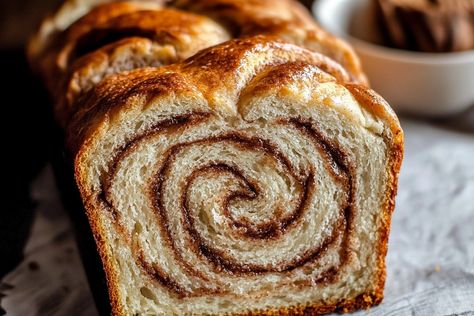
101,113 -> 352,295
68,38 -> 403,315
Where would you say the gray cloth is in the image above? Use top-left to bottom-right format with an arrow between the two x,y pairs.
1,118 -> 473,316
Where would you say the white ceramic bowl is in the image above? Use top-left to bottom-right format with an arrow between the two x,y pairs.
313,0 -> 474,117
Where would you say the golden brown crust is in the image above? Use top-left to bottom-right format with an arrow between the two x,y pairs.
60,8 -> 229,64
173,0 -> 315,33
54,8 -> 229,125
27,1 -> 167,62
223,292 -> 382,315
67,66 -> 189,153
30,1 -> 162,92
81,197 -> 122,316
173,0 -> 366,83
29,2 -> 164,93
181,36 -> 354,109
30,0 -> 366,97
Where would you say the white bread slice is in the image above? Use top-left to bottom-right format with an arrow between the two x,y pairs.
68,37 -> 403,315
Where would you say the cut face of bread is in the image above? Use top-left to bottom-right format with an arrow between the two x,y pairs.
58,37 -> 177,124
71,37 -> 403,315
53,7 -> 230,125
58,8 -> 231,70
28,2 -> 163,87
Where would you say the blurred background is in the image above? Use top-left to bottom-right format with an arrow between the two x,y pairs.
0,0 -> 60,278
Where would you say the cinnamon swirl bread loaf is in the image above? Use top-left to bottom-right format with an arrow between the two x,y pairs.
29,1 -> 403,315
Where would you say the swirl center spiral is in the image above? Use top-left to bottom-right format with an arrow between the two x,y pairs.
100,113 -> 354,297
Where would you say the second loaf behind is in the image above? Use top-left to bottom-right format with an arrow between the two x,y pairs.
29,0 -> 367,122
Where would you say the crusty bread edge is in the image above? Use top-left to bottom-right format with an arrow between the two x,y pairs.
74,178 -> 122,316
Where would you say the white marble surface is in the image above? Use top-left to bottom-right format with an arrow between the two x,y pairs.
1,117 -> 474,316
